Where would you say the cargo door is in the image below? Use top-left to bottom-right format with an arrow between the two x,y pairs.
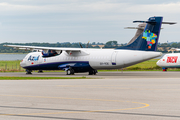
111,51 -> 117,65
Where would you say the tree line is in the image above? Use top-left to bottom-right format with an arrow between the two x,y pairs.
0,41 -> 179,53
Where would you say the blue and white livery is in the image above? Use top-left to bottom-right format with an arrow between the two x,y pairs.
4,16 -> 175,75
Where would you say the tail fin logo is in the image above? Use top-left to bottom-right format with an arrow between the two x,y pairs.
142,30 -> 157,49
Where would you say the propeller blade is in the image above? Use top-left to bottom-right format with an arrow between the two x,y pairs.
79,42 -> 83,48
86,41 -> 90,48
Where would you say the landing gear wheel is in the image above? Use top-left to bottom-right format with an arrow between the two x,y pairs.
66,68 -> 75,75
93,70 -> 97,75
162,68 -> 167,72
89,70 -> 93,75
26,69 -> 32,74
89,70 -> 97,75
70,69 -> 75,75
66,70 -> 71,75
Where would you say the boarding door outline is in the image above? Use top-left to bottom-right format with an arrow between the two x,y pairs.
111,51 -> 117,65
178,56 -> 180,65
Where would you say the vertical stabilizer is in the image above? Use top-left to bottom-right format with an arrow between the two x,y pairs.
117,17 -> 163,51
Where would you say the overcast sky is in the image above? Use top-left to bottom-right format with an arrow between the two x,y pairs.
0,0 -> 179,44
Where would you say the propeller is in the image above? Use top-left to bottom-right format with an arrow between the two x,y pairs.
79,42 -> 83,48
86,41 -> 90,48
79,41 -> 90,48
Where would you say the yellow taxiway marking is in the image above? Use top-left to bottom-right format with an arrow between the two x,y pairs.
0,94 -> 149,116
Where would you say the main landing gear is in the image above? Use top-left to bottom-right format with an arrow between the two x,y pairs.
162,68 -> 167,72
26,69 -> 32,74
26,70 -> 43,74
38,70 -> 43,73
66,67 -> 75,75
89,70 -> 98,75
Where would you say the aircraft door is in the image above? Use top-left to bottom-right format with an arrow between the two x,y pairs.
111,51 -> 117,65
38,55 -> 43,64
178,56 -> 180,65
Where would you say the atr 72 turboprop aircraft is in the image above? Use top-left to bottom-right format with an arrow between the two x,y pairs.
4,16 -> 176,75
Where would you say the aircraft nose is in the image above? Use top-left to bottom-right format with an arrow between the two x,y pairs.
156,59 -> 162,67
20,59 -> 25,67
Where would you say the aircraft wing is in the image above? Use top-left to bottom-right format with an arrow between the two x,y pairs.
3,45 -> 85,54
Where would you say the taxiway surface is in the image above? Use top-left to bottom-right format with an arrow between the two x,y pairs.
0,71 -> 180,120
1,71 -> 180,78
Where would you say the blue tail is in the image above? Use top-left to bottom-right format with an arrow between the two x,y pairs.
117,16 -> 163,51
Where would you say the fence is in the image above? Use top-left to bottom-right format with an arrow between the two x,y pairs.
0,60 -> 24,72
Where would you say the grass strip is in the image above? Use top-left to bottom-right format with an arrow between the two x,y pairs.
1,59 -> 180,72
0,76 -> 92,80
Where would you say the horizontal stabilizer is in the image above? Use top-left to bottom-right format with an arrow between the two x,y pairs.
124,27 -> 144,30
125,27 -> 163,30
162,22 -> 177,25
133,21 -> 156,24
133,21 -> 176,25
133,21 -> 146,23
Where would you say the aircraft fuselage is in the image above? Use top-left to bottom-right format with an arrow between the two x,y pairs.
20,49 -> 162,73
157,53 -> 180,69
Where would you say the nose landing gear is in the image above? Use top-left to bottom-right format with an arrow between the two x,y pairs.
26,69 -> 32,74
162,68 -> 167,71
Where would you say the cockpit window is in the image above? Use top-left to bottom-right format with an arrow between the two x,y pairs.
42,50 -> 62,58
24,54 -> 29,60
